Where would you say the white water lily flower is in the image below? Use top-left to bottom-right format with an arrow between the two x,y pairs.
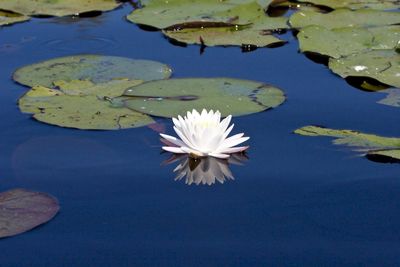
160,109 -> 249,159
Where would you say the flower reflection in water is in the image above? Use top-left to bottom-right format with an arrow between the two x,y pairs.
163,153 -> 248,186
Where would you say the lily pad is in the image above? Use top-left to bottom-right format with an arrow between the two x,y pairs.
0,10 -> 29,26
0,0 -> 120,17
329,50 -> 400,88
114,78 -> 285,118
295,125 -> 400,162
298,25 -> 400,58
13,55 -> 172,88
0,188 -> 59,238
290,9 -> 400,29
296,0 -> 400,10
163,25 -> 286,47
129,0 -> 277,29
19,80 -> 155,130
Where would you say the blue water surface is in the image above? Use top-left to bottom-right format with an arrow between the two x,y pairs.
0,3 -> 399,267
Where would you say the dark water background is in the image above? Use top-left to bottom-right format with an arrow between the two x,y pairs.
0,3 -> 399,266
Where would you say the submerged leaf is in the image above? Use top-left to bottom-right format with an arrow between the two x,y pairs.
290,9 -> 400,29
0,0 -> 120,17
298,25 -> 400,58
295,125 -> 400,162
0,188 -> 59,238
13,55 -> 172,88
377,88 -> 400,107
116,78 -> 285,118
329,50 -> 400,88
0,10 -> 29,26
19,80 -> 154,130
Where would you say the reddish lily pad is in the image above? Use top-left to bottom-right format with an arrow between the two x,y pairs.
0,188 -> 60,238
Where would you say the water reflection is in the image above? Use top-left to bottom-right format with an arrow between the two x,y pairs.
163,153 -> 248,186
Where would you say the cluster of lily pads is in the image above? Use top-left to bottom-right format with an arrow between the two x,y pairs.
127,0 -> 400,103
14,54 -> 285,130
1,0 -> 400,239
125,0 -> 400,161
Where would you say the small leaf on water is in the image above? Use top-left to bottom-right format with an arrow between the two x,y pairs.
0,188 -> 59,238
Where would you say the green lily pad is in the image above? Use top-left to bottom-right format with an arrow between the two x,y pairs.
0,188 -> 59,238
377,88 -> 400,107
0,0 -> 120,17
298,25 -> 400,58
163,25 -> 286,47
290,9 -> 400,29
368,149 -> 400,163
0,10 -> 29,26
129,0 -> 276,29
297,0 -> 400,10
329,49 -> 400,88
13,55 -> 172,88
295,125 -> 400,162
114,78 -> 285,118
19,80 -> 155,130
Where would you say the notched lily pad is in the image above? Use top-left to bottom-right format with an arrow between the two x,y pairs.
13,55 -> 172,88
0,10 -> 29,26
19,80 -> 155,130
329,50 -> 400,88
295,125 -> 400,163
128,0 -> 275,29
0,188 -> 59,238
163,25 -> 286,48
290,9 -> 400,29
298,25 -> 400,58
0,0 -> 120,17
297,0 -> 400,10
129,1 -> 288,48
114,78 -> 285,118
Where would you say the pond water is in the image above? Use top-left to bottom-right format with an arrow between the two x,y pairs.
0,3 -> 399,266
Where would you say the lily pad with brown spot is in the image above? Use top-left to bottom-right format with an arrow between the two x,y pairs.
0,188 -> 59,238
114,78 -> 285,118
19,80 -> 155,130
13,55 -> 172,88
0,0 -> 120,17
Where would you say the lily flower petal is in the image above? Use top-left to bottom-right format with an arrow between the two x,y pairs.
160,109 -> 249,158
